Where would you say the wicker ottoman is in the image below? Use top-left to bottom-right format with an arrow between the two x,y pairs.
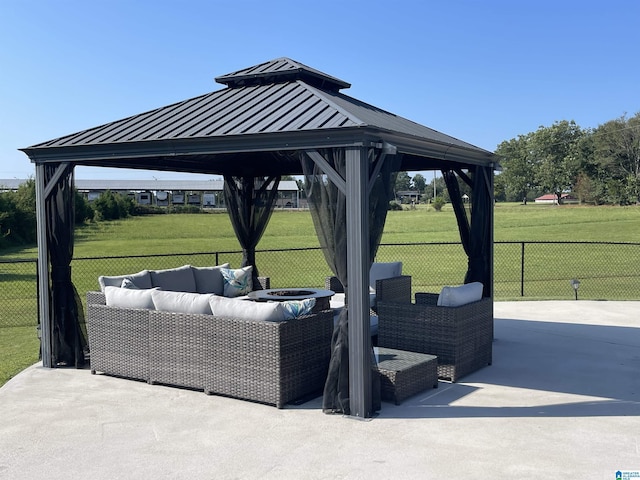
375,347 -> 438,405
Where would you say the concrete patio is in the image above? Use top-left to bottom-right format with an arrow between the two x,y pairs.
1,301 -> 639,479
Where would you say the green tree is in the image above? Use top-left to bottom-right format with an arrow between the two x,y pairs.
394,171 -> 411,192
0,179 -> 37,247
495,133 -> 537,202
573,131 -> 607,204
493,173 -> 507,202
425,176 -> 446,202
74,191 -> 94,224
412,173 -> 426,193
591,113 -> 640,204
93,190 -> 135,221
532,120 -> 584,204
0,193 -> 14,248
574,172 -> 596,204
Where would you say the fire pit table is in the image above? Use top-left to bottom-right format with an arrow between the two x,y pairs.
247,288 -> 335,313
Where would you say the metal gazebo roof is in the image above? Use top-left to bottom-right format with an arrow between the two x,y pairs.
21,57 -> 493,175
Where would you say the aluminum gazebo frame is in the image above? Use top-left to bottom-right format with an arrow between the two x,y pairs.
21,57 -> 496,418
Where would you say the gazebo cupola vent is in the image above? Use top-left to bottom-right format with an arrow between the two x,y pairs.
214,57 -> 351,92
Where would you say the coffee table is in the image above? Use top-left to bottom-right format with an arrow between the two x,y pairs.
375,347 -> 438,404
247,288 -> 335,313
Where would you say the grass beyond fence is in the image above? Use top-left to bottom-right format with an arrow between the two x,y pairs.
2,203 -> 640,385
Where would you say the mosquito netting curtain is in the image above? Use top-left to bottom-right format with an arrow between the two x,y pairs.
300,147 -> 399,414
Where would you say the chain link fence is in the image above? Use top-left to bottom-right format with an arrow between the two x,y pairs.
2,241 -> 639,328
0,258 -> 39,328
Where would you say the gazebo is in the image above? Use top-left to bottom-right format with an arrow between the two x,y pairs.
21,57 -> 496,418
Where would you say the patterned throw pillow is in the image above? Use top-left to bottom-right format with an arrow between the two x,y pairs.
220,266 -> 253,297
281,298 -> 316,319
121,278 -> 140,289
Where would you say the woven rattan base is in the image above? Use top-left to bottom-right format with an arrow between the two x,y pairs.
375,347 -> 438,405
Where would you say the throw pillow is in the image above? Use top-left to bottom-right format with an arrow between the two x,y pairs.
280,298 -> 316,319
220,266 -> 253,298
151,290 -> 214,315
208,295 -> 286,322
121,278 -> 140,289
104,286 -> 156,310
437,282 -> 484,307
191,263 -> 230,295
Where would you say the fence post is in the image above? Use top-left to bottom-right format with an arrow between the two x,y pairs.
520,242 -> 525,297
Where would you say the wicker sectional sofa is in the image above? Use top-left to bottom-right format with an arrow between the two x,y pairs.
86,265 -> 334,408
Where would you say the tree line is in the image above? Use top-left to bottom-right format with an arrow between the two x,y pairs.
394,113 -> 640,206
494,113 -> 640,204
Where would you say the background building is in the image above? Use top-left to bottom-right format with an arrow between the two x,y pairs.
1,179 -> 302,209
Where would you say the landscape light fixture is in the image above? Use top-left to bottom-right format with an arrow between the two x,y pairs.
570,279 -> 580,300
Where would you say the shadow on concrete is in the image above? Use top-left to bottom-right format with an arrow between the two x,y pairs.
333,316 -> 640,419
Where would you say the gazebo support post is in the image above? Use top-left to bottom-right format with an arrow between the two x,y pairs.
35,163 -> 52,367
346,146 -> 372,418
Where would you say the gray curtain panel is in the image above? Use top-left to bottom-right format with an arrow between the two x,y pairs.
442,167 -> 492,296
223,175 -> 280,290
301,148 -> 399,414
464,166 -> 492,296
45,163 -> 87,367
442,169 -> 471,255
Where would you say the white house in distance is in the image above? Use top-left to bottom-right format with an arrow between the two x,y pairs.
534,193 -> 579,204
0,179 -> 302,209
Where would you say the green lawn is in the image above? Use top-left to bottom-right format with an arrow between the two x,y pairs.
2,202 -> 640,386
6,203 -> 640,259
0,327 -> 40,386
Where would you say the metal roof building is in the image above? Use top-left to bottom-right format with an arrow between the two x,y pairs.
1,179 -> 299,192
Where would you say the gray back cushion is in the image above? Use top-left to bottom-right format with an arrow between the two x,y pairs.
150,265 -> 197,292
369,262 -> 402,292
191,263 -> 229,295
98,270 -> 153,292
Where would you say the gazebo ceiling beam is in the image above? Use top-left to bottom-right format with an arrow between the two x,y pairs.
43,162 -> 71,199
304,150 -> 346,194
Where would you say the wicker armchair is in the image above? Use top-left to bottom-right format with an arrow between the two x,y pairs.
377,292 -> 493,382
325,274 -> 411,321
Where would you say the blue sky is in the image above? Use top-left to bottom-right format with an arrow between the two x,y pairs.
1,0 -> 638,180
